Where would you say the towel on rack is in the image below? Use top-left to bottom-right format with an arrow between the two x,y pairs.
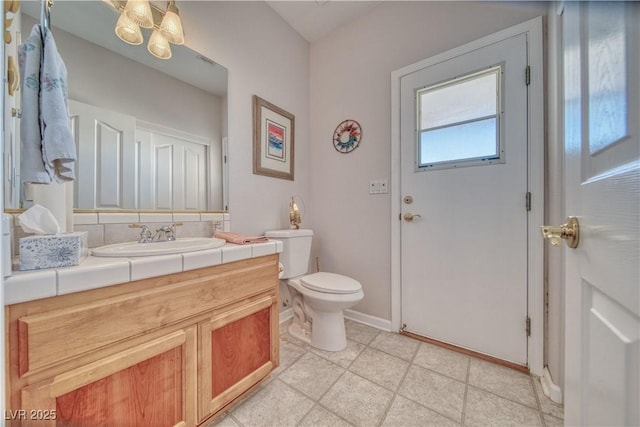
18,24 -> 76,184
214,231 -> 270,245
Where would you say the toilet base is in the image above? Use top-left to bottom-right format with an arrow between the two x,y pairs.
309,310 -> 348,352
288,313 -> 347,351
288,311 -> 348,352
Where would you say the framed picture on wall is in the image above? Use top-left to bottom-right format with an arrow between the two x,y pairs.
253,95 -> 295,180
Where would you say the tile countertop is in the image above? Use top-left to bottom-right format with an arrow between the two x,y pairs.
4,241 -> 283,305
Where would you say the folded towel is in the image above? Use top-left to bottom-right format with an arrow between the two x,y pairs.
18,25 -> 76,184
214,231 -> 269,245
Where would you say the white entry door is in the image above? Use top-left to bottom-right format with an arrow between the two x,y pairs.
562,2 -> 639,425
400,31 -> 531,364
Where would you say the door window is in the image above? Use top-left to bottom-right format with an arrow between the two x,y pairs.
416,65 -> 503,170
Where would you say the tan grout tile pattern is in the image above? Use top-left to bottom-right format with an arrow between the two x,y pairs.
207,320 -> 564,427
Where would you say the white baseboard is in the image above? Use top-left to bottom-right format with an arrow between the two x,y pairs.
280,307 -> 293,324
344,309 -> 392,332
279,307 -> 392,333
541,366 -> 563,404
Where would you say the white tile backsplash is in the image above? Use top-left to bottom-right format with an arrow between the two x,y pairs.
172,213 -> 201,222
74,224 -> 105,248
200,213 -> 225,222
73,213 -> 99,225
103,223 -> 144,245
99,212 -> 140,224
139,213 -> 173,223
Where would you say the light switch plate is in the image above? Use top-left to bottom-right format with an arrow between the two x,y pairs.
369,179 -> 388,194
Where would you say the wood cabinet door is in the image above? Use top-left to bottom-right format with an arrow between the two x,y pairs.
20,327 -> 197,427
199,294 -> 279,421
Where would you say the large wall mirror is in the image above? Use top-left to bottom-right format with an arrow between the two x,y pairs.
8,0 -> 228,211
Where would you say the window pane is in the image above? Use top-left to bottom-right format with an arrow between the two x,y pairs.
420,70 -> 498,131
419,117 -> 497,166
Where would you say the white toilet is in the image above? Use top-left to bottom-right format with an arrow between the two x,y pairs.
265,229 -> 364,352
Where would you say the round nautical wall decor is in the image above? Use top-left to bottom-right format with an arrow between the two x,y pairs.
332,119 -> 362,153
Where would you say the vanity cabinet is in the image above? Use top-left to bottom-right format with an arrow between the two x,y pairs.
199,295 -> 278,418
5,254 -> 279,426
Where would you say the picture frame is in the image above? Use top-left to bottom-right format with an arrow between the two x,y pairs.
253,95 -> 295,180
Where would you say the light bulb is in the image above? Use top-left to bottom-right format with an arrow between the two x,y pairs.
160,1 -> 184,45
148,30 -> 172,59
124,0 -> 154,29
115,12 -> 143,45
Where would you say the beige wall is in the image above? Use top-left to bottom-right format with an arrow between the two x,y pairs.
181,1 -> 311,235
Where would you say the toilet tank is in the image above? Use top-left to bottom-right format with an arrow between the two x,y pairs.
264,229 -> 313,279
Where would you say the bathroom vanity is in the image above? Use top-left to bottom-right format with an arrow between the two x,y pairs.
5,254 -> 280,426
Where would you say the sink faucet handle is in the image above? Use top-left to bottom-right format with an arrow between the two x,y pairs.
168,222 -> 183,237
130,224 -> 153,243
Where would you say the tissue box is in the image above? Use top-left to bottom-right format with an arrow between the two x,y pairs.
18,232 -> 88,271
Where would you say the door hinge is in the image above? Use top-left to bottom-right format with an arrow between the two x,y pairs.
525,66 -> 531,86
526,317 -> 531,337
525,192 -> 532,211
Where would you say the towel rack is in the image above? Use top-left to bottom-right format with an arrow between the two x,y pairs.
40,0 -> 53,30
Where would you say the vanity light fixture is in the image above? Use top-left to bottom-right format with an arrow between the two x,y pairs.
114,0 -> 185,60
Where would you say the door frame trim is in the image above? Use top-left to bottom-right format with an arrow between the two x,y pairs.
390,17 -> 544,376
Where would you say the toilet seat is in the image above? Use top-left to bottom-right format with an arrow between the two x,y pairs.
301,272 -> 361,294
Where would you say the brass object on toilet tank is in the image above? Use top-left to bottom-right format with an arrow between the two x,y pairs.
289,197 -> 301,229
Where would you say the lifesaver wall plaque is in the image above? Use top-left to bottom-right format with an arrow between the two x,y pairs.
333,119 -> 362,153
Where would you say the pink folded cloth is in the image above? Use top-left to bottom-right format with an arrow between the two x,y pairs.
214,231 -> 269,245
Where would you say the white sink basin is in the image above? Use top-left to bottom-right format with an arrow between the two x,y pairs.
92,237 -> 226,257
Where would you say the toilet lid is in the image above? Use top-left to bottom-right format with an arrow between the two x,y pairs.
301,272 -> 362,294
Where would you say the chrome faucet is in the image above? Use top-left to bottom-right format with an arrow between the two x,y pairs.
155,225 -> 176,241
129,224 -> 153,243
129,222 -> 183,243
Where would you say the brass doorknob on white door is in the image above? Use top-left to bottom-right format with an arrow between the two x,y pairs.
404,213 -> 422,222
541,216 -> 580,249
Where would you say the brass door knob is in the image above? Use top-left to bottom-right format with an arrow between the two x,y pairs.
403,213 -> 422,222
541,216 -> 580,249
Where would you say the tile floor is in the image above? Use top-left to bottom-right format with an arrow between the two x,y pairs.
207,320 -> 564,427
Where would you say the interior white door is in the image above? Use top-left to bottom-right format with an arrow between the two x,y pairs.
136,129 -> 208,210
69,100 -> 136,209
562,2 -> 639,425
400,33 -> 529,364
